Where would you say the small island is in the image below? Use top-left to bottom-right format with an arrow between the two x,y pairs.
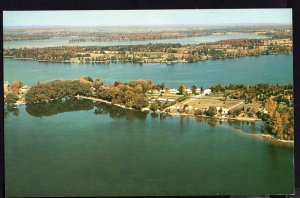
4,78 -> 294,142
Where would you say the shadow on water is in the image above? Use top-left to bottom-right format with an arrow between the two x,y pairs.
25,98 -> 94,117
23,98 -> 151,121
4,104 -> 20,118
195,117 -> 218,127
9,100 -> 293,148
12,99 -> 265,135
94,102 -> 148,120
207,118 -> 218,127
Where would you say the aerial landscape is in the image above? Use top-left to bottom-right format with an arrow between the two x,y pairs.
3,9 -> 294,196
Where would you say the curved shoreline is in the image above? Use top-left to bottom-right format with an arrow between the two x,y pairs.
9,95 -> 294,145
153,111 -> 293,145
260,134 -> 294,145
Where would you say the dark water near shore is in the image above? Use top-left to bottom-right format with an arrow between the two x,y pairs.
4,100 -> 294,196
4,54 -> 293,88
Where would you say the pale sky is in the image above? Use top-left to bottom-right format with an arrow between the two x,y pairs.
3,9 -> 292,27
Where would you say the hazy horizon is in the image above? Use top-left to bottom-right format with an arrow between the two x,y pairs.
4,23 -> 292,28
4,9 -> 292,28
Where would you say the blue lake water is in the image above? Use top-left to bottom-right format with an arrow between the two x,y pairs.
4,54 -> 293,88
4,46 -> 294,196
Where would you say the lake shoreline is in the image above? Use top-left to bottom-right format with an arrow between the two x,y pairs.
8,96 -> 294,145
168,112 -> 294,145
74,96 -> 261,122
260,134 -> 294,145
80,97 -> 294,145
3,50 -> 292,65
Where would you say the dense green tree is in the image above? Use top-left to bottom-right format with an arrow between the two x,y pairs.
265,97 -> 277,118
150,102 -> 159,111
25,79 -> 92,103
178,85 -> 186,95
10,81 -> 24,95
191,85 -> 197,95
160,82 -> 165,90
194,109 -> 204,115
205,106 -> 217,117
5,92 -> 19,104
132,95 -> 148,109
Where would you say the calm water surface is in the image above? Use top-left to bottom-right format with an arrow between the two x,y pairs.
4,33 -> 269,49
5,101 -> 294,196
4,47 -> 294,196
4,54 -> 293,88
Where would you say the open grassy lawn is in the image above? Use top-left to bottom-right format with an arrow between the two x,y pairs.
187,98 -> 243,109
146,93 -> 183,100
231,101 -> 262,111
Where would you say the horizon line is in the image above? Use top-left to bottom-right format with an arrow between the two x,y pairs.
4,23 -> 292,28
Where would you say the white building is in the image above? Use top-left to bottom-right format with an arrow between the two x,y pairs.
19,85 -> 30,95
185,88 -> 192,94
186,105 -> 193,110
167,99 -> 175,102
157,98 -> 168,102
157,98 -> 176,103
152,90 -> 160,94
169,88 -> 179,94
203,89 -> 211,96
170,105 -> 182,110
216,107 -> 229,115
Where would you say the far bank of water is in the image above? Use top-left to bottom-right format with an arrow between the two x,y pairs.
4,33 -> 269,49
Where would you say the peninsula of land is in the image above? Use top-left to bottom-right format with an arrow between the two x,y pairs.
4,78 -> 294,142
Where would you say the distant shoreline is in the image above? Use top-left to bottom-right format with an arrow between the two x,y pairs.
4,36 -> 293,65
3,52 -> 292,65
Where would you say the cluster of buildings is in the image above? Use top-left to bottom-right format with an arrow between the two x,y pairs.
4,81 -> 31,104
159,87 -> 211,96
167,103 -> 230,116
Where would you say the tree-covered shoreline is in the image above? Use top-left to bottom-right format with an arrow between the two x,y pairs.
4,78 -> 294,141
3,37 -> 292,64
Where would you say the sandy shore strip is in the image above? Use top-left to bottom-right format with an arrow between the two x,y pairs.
260,134 -> 294,144
15,100 -> 26,105
166,111 -> 261,121
76,95 -> 134,110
